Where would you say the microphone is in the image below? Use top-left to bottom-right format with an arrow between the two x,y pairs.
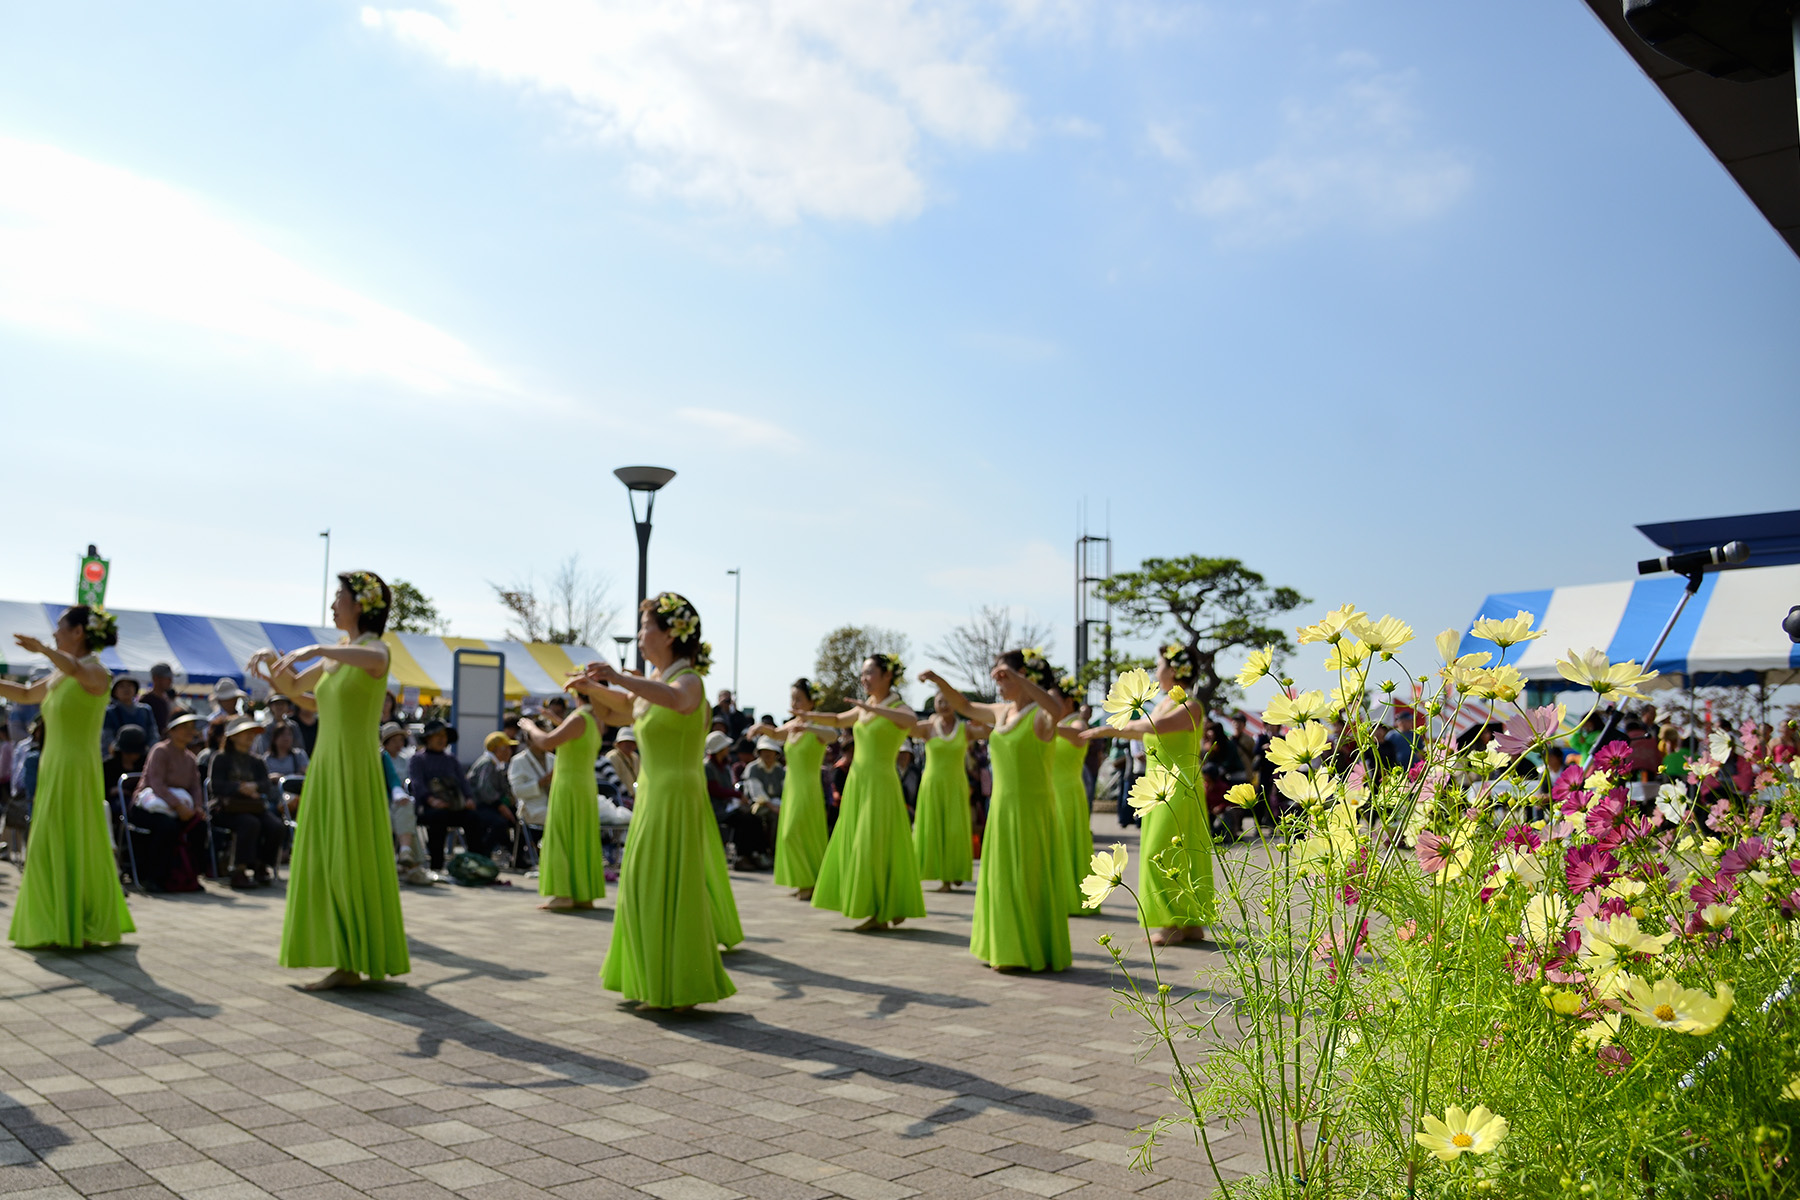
1637,540 -> 1749,576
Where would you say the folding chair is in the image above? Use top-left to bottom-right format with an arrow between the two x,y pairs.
113,773 -> 148,892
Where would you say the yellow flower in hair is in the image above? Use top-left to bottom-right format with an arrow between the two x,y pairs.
1298,604 -> 1367,646
1236,645 -> 1274,687
1472,610 -> 1544,649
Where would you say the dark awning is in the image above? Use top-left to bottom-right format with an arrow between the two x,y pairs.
1637,508 -> 1800,568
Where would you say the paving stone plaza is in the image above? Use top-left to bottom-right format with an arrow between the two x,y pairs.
0,815 -> 1253,1200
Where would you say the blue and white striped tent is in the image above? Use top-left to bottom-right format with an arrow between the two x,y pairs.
1458,564 -> 1800,689
0,599 -> 609,698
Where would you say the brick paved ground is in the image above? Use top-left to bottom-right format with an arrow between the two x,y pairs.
0,812 -> 1257,1200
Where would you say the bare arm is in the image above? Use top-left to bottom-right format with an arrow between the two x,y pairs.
570,677 -> 634,722
10,635 -> 110,697
0,675 -> 48,705
793,708 -> 857,729
261,639 -> 389,684
579,661 -> 703,716
1083,698 -> 1205,740
917,670 -> 1008,727
528,709 -> 594,752
846,697 -> 921,733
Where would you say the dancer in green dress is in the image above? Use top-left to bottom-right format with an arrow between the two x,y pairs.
587,593 -> 735,1010
910,693 -> 981,891
807,654 -> 927,932
923,654 -> 1070,972
1049,674 -> 1095,916
1084,644 -> 1214,947
252,572 -> 409,990
523,685 -> 609,911
2,607 -> 135,949
748,678 -> 832,899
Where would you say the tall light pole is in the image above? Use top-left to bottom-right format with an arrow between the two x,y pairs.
613,466 -> 676,672
726,567 -> 741,697
612,634 -> 633,669
318,529 -> 331,626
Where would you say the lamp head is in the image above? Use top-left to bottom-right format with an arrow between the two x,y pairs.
614,466 -> 677,493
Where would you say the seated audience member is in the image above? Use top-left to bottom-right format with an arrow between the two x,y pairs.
408,719 -> 483,871
706,730 -> 771,869
382,722 -> 432,885
507,723 -> 554,851
604,726 -> 638,803
291,699 -> 321,755
263,720 -> 309,779
103,676 -> 160,758
742,735 -> 786,803
254,695 -> 295,753
103,724 -> 151,800
466,731 -> 520,856
141,662 -> 179,734
7,718 -> 46,861
133,713 -> 209,892
209,715 -> 283,889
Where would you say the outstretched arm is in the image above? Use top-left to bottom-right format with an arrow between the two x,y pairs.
846,697 -> 921,733
525,709 -> 593,752
569,677 -> 633,723
9,634 -> 110,697
918,670 -> 1008,727
578,661 -> 703,716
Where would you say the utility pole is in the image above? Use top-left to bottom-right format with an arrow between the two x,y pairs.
726,568 -> 741,697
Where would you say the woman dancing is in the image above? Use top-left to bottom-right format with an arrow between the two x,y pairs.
747,679 -> 833,901
922,654 -> 1070,972
252,572 -> 409,989
806,654 -> 927,932
911,691 -> 982,892
588,593 -> 735,1010
521,682 -> 610,912
1049,673 -> 1095,916
2,607 -> 135,949
1084,644 -> 1213,946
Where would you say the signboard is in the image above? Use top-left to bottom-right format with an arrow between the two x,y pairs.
450,649 -> 505,767
77,552 -> 109,607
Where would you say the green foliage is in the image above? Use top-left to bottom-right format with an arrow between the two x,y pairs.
1095,556 -> 1306,716
814,624 -> 909,712
389,579 -> 448,634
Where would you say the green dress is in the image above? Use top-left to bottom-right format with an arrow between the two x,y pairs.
539,709 -> 605,902
1052,725 -> 1093,915
1138,724 -> 1215,929
912,721 -> 973,884
279,645 -> 410,979
601,667 -> 736,1007
774,728 -> 829,889
970,704 -> 1070,971
810,703 -> 927,924
8,667 -> 135,949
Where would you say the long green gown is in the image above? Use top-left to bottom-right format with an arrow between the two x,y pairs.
912,721 -> 973,884
810,703 -> 926,924
539,708 -> 605,903
1137,723 -> 1215,928
1051,725 -> 1094,915
705,801 -> 745,949
279,643 -> 410,979
8,667 -> 135,949
601,666 -> 736,1007
773,727 -> 829,889
970,704 -> 1070,971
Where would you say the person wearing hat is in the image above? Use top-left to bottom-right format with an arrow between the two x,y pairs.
103,675 -> 160,759
130,712 -> 207,892
742,735 -> 786,807
705,729 -> 772,871
209,678 -> 246,725
465,730 -> 520,864
603,725 -> 638,803
407,719 -> 482,873
381,722 -> 432,885
209,715 -> 282,889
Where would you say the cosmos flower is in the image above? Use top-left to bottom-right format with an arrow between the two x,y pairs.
1415,1105 -> 1509,1163
1555,648 -> 1658,701
1235,645 -> 1274,687
1102,668 -> 1159,730
1621,976 -> 1734,1036
1471,610 -> 1545,648
1080,843 -> 1129,908
1346,614 -> 1414,652
1263,690 -> 1328,728
1298,604 -> 1367,646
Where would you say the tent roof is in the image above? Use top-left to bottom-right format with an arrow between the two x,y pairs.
1459,563 -> 1800,689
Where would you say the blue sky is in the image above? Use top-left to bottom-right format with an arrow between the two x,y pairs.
3,0 -> 1796,710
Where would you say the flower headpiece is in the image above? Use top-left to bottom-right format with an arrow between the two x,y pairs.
655,592 -> 701,642
85,607 -> 118,649
692,641 -> 713,676
871,652 -> 905,684
347,571 -> 386,613
1021,646 -> 1046,664
1161,642 -> 1199,684
1058,673 -> 1082,698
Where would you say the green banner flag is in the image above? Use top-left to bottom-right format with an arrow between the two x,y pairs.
77,553 -> 109,607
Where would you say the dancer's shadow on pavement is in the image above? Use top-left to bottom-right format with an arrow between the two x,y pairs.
27,945 -> 220,1046
315,941 -> 647,1090
727,948 -> 985,1018
661,1012 -> 1093,1136
0,1094 -> 74,1157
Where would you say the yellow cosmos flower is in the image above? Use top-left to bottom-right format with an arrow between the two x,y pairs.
1621,976 -> 1734,1036
1276,770 -> 1335,807
1236,645 -> 1275,688
1435,628 -> 1463,663
1102,668 -> 1159,730
1267,723 -> 1331,772
1522,892 -> 1568,948
1263,690 -> 1328,728
1127,765 -> 1179,815
1323,638 -> 1370,671
1346,614 -> 1414,653
1555,648 -> 1658,701
1471,609 -> 1545,648
1224,782 -> 1258,809
1575,1012 -> 1622,1050
1081,843 -> 1128,908
1167,684 -> 1188,705
1415,1105 -> 1509,1163
1583,913 -> 1675,959
1783,1075 -> 1800,1101
1700,903 -> 1737,928
1465,664 -> 1526,702
1297,604 -> 1367,646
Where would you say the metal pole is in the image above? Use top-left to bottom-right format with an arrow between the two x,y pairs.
727,568 -> 741,697
634,515 -> 650,673
319,529 -> 331,625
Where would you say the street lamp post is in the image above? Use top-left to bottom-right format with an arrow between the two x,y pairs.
726,567 -> 741,697
613,466 -> 677,672
612,634 -> 633,670
318,529 -> 331,626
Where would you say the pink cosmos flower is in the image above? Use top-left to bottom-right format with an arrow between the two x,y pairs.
1564,844 -> 1618,894
1553,765 -> 1587,812
1496,706 -> 1562,756
1416,830 -> 1453,875
1597,1046 -> 1633,1076
1500,824 -> 1542,852
1593,741 -> 1633,774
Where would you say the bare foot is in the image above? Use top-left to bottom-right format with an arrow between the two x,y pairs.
1182,926 -> 1208,943
797,887 -> 814,901
888,916 -> 904,927
852,917 -> 884,932
935,882 -> 954,893
1148,927 -> 1184,948
303,969 -> 363,991
539,897 -> 574,911
572,900 -> 595,910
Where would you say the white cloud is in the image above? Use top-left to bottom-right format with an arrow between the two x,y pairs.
0,136 -> 511,395
1178,59 -> 1471,246
361,0 -> 1033,225
926,539 -> 1068,599
677,406 -> 803,450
